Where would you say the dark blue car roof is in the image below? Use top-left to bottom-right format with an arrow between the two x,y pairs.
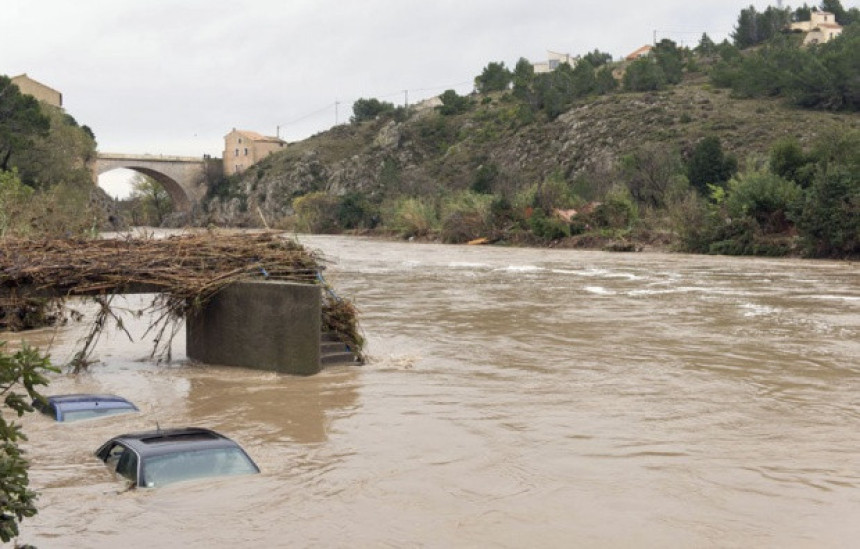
100,427 -> 255,459
36,394 -> 138,421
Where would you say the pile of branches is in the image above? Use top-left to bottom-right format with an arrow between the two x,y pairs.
0,231 -> 362,369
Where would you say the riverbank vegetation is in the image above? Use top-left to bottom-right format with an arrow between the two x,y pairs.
0,75 -> 111,239
202,2 -> 859,259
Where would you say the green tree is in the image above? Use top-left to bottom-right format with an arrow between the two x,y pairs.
0,343 -> 56,543
687,136 -> 738,194
623,57 -> 667,91
732,5 -> 791,48
0,76 -> 50,173
594,66 -> 619,94
351,98 -> 396,124
130,173 -> 172,226
475,62 -> 512,94
512,57 -> 536,103
653,39 -> 684,84
620,144 -> 688,208
582,49 -> 613,68
820,0 -> 848,24
437,89 -> 473,115
733,6 -> 762,48
696,33 -> 718,55
11,105 -> 97,190
770,137 -> 813,186
533,63 -> 577,118
724,169 -> 802,233
794,4 -> 812,21
796,165 -> 860,257
570,59 -> 597,96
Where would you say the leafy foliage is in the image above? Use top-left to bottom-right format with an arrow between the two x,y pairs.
0,343 -> 56,543
129,173 -> 172,226
437,90 -> 473,116
335,192 -> 378,229
687,136 -> 738,194
797,164 -> 860,257
732,5 -> 792,49
475,62 -> 513,93
620,144 -> 688,208
11,105 -> 97,190
292,191 -> 340,233
351,98 -> 396,124
623,57 -> 667,91
0,76 -> 50,173
712,25 -> 860,111
582,49 -> 613,68
439,191 -> 493,243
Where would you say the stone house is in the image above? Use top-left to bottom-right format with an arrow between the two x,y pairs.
223,129 -> 287,175
11,74 -> 62,107
790,11 -> 843,45
533,51 -> 580,73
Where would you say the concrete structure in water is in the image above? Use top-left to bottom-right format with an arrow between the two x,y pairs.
186,280 -> 322,376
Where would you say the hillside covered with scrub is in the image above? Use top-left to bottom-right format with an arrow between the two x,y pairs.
204,3 -> 860,259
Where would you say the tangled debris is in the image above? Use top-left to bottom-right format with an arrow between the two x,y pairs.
0,231 -> 362,370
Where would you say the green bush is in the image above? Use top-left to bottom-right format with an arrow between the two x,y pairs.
796,166 -> 860,258
528,208 -> 570,240
336,192 -> 378,229
0,342 -> 56,543
592,185 -> 638,229
724,169 -> 802,233
439,191 -> 494,243
292,191 -> 340,233
384,196 -> 439,238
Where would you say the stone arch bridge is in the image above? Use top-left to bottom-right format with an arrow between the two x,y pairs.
95,153 -> 220,211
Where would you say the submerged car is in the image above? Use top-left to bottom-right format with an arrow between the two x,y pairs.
95,427 -> 260,488
35,394 -> 139,422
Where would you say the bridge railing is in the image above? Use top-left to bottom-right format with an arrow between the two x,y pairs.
97,152 -> 205,163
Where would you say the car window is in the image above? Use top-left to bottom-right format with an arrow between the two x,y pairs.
115,449 -> 138,482
141,448 -> 258,488
62,408 -> 137,422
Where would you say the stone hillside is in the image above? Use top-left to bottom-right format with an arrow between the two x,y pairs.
203,81 -> 860,226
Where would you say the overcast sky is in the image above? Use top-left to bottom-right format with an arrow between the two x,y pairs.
2,0 -> 810,160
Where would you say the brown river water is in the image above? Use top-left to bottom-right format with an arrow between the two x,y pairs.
8,234 -> 860,548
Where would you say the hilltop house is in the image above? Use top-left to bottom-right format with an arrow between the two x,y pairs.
11,74 -> 62,107
533,51 -> 580,73
223,129 -> 287,175
625,45 -> 653,61
790,10 -> 843,45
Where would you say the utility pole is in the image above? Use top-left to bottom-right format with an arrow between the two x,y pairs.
404,89 -> 409,108
335,101 -> 340,125
276,125 -> 280,139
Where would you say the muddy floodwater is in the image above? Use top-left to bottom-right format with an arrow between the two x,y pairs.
10,235 -> 860,548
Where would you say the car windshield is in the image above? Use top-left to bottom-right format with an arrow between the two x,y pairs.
141,447 -> 259,488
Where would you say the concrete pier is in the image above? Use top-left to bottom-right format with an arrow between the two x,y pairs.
186,280 -> 321,375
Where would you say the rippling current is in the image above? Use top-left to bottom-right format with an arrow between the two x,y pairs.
11,235 -> 860,548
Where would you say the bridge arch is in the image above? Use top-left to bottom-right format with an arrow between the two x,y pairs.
95,154 -> 215,212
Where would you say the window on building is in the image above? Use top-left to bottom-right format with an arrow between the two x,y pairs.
244,148 -> 248,156
235,148 -> 239,157
238,138 -> 243,144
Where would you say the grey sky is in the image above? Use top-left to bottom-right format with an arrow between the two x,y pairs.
3,0 -> 793,159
